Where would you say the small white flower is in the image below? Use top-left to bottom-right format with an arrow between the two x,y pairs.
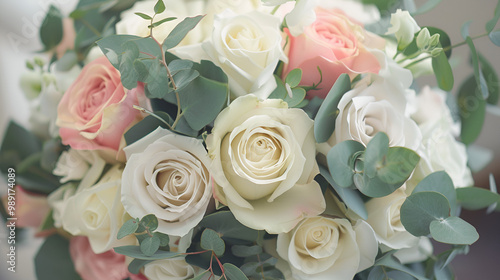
386,9 -> 421,50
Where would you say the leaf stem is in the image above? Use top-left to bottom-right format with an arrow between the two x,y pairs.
133,105 -> 173,130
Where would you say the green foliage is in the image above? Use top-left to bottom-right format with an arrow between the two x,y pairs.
135,12 -> 152,20
478,53 -> 500,105
430,216 -> 479,245
40,5 -> 63,51
466,37 -> 489,100
198,211 -> 261,242
458,76 -> 486,145
456,186 -> 500,210
223,263 -> 250,280
201,229 -> 226,257
412,171 -> 458,215
141,214 -> 159,232
35,235 -> 81,280
486,0 -> 500,33
162,15 -> 205,50
114,246 -> 182,260
327,140 -> 365,188
268,75 -> 307,108
0,121 -> 60,194
319,166 -> 368,220
489,30 -> 500,46
154,0 -> 166,14
412,0 -> 443,16
374,252 -> 430,280
117,218 -> 140,239
432,51 -> 454,91
285,68 -> 302,88
231,245 -> 263,258
314,73 -> 351,143
140,235 -> 161,257
400,191 -> 450,236
404,27 -> 452,58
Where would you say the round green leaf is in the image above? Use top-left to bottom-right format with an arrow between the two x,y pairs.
364,132 -> 389,178
40,5 -> 63,51
430,216 -> 479,245
201,228 -> 225,256
375,147 -> 419,185
231,245 -> 263,258
489,30 -> 500,46
223,263 -> 249,280
314,73 -> 351,143
355,173 -> 403,198
140,235 -> 161,256
413,171 -> 458,215
285,68 -> 303,88
400,191 -> 451,236
432,51 -> 454,91
199,211 -> 260,242
326,140 -> 365,188
141,214 -> 159,232
154,232 -> 170,247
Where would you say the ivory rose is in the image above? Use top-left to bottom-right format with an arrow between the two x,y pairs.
283,7 -> 384,99
203,10 -> 287,99
121,127 -> 212,237
276,217 -> 378,280
365,188 -> 420,251
60,165 -> 133,253
70,236 -> 146,280
56,56 -> 147,158
206,95 -> 325,234
143,258 -> 196,280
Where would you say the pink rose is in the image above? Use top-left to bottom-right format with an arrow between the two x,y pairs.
283,8 -> 384,99
70,236 -> 146,280
56,57 -> 147,158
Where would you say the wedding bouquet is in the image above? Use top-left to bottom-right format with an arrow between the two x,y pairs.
2,0 -> 500,279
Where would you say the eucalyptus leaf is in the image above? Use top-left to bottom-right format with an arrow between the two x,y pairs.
140,235 -> 161,256
114,246 -> 182,260
124,113 -> 173,146
356,173 -> 404,198
35,235 -> 81,280
135,12 -> 152,20
326,140 -> 365,188
456,186 -> 500,210
478,52 -> 500,104
128,259 -> 153,274
489,30 -> 500,46
231,245 -> 263,258
400,191 -> 450,236
319,166 -> 368,220
150,17 -> 177,28
314,73 -> 351,143
376,147 -> 420,185
285,68 -> 302,88
223,263 -> 249,280
364,132 -> 389,178
141,214 -> 159,232
201,228 -> 225,256
163,15 -> 205,50
430,216 -> 479,245
466,37 -> 489,100
117,218 -> 140,239
119,41 -> 141,89
284,87 -> 307,108
40,5 -> 63,51
411,0 -> 443,15
432,51 -> 454,91
154,0 -> 166,14
486,1 -> 500,32
461,21 -> 472,39
154,232 -> 170,247
374,252 -> 429,280
198,211 -> 260,242
412,171 -> 458,215
458,75 -> 486,145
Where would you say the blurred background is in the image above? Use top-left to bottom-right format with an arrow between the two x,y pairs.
0,0 -> 499,279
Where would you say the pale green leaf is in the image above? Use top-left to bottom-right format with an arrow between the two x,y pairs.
141,214 -> 159,232
140,235 -> 161,256
114,246 -> 182,260
430,216 -> 479,245
201,228 -> 225,256
285,68 -> 302,88
458,75 -> 486,145
154,0 -> 165,14
432,51 -> 454,91
326,140 -> 365,188
412,171 -> 458,215
400,191 -> 450,236
117,218 -> 140,239
223,263 -> 249,280
163,15 -> 204,50
135,12 -> 152,20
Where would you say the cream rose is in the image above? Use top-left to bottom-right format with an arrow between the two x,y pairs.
276,217 -> 378,280
206,95 -> 325,234
203,10 -> 287,99
409,87 -> 473,188
365,188 -> 420,251
60,165 -> 133,253
121,127 -> 212,237
143,258 -> 195,280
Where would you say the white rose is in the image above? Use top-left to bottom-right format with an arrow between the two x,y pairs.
144,258 -> 195,280
116,0 -> 208,44
386,9 -> 420,49
276,217 -> 378,280
60,165 -> 133,253
47,183 -> 77,228
409,86 -> 473,188
121,127 -> 212,237
206,95 -> 325,234
203,10 -> 287,99
53,149 -> 106,184
393,237 -> 433,264
28,65 -> 80,138
365,188 -> 420,250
